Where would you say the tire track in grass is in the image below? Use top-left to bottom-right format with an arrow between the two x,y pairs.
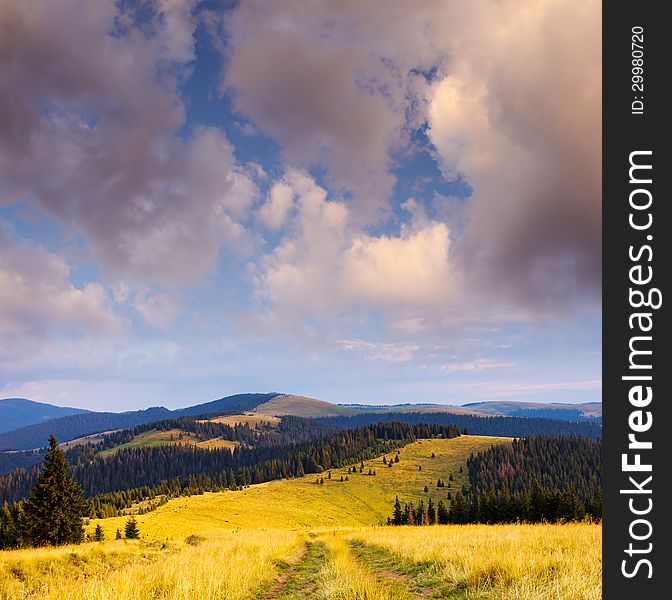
262,540 -> 329,600
346,539 -> 463,599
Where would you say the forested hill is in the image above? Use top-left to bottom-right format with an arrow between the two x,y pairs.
0,420 -> 461,504
467,435 -> 602,503
175,393 -> 281,417
388,435 -> 602,526
0,407 -> 173,451
0,393 -> 282,451
318,412 -> 602,440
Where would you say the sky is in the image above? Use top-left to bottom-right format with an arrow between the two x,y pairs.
0,0 -> 601,411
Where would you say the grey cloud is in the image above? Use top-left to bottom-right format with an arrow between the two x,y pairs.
0,0 -> 253,286
225,0 -> 600,317
219,0 -> 447,224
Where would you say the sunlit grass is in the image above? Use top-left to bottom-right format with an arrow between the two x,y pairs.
87,435 -> 511,539
0,530 -> 303,600
0,437 -> 601,599
347,523 -> 602,599
98,429 -> 238,458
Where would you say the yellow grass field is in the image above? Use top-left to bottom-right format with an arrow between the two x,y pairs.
0,436 -> 602,599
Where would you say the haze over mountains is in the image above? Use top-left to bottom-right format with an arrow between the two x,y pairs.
0,394 -> 601,451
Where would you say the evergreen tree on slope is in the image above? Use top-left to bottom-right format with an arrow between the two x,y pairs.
23,434 -> 84,546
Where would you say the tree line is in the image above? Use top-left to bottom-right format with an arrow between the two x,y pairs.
389,483 -> 601,526
318,412 -> 602,440
388,435 -> 602,526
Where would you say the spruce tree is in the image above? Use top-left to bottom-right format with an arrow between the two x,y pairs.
94,524 -> 105,542
437,499 -> 449,525
23,434 -> 84,546
392,496 -> 403,525
115,528 -> 123,540
0,502 -> 21,549
427,498 -> 436,524
124,516 -> 140,539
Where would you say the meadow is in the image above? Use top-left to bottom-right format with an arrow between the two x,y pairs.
0,436 -> 602,599
97,429 -> 239,458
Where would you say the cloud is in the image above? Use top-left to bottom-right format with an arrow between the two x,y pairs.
426,0 -> 601,313
253,171 -> 458,319
439,358 -> 515,373
0,229 -> 125,338
257,182 -> 294,231
336,339 -> 419,363
224,0 -> 600,318
133,290 -> 182,329
219,0 -> 444,224
0,0 -> 254,287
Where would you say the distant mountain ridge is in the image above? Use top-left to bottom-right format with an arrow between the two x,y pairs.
0,393 -> 600,451
0,398 -> 90,434
459,401 -> 601,421
0,393 -> 282,450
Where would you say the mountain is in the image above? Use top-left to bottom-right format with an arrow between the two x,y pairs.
0,407 -> 173,451
0,398 -> 90,434
0,393 -> 282,451
459,401 -> 602,422
0,392 -> 602,451
177,392 -> 282,417
252,394 -> 354,417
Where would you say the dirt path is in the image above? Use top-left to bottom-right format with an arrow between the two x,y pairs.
346,539 -> 441,598
261,540 -> 329,600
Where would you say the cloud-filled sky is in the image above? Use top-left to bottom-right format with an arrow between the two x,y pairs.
0,0 -> 601,411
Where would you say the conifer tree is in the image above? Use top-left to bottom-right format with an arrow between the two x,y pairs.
392,496 -> 403,525
124,516 -> 140,539
427,498 -> 436,524
0,502 -> 21,549
23,434 -> 84,546
115,528 -> 123,539
437,499 -> 449,525
94,524 -> 105,542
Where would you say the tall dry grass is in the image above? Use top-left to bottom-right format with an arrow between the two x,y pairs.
0,529 -> 303,600
349,523 -> 601,600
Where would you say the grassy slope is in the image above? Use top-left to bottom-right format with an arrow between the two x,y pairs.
98,429 -> 238,458
252,395 -> 355,417
0,436 -> 602,600
204,413 -> 280,427
88,435 -> 510,539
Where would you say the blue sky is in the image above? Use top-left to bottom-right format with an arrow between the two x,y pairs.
0,0 -> 601,411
